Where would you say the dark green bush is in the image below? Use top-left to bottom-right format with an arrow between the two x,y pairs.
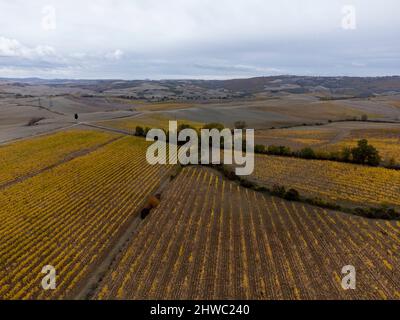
271,185 -> 286,197
254,144 -> 266,154
298,147 -> 316,159
285,188 -> 300,201
135,126 -> 145,137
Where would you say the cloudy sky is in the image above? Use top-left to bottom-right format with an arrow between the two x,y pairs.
0,0 -> 399,79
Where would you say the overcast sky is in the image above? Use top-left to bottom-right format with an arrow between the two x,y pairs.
0,0 -> 399,79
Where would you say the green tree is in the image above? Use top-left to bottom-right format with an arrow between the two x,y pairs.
144,127 -> 151,136
351,139 -> 381,166
135,126 -> 144,137
298,147 -> 316,159
341,147 -> 352,162
285,188 -> 300,201
254,144 -> 266,154
267,145 -> 291,156
271,185 -> 286,197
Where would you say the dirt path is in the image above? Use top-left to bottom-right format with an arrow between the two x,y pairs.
327,129 -> 351,145
74,213 -> 144,299
79,122 -> 135,136
73,165 -> 182,300
0,111 -> 142,145
0,122 -> 80,146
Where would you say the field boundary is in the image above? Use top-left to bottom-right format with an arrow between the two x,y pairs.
95,120 -> 400,170
270,118 -> 400,131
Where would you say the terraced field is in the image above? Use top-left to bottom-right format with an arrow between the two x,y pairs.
252,154 -> 400,209
94,167 -> 400,300
0,136 -> 174,299
0,130 -> 119,187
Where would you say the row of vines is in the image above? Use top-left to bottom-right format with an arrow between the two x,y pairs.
0,136 -> 172,299
95,167 -> 400,299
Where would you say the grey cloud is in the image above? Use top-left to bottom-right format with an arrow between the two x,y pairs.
0,0 -> 399,78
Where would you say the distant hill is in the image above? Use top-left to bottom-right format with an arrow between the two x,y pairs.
1,76 -> 400,99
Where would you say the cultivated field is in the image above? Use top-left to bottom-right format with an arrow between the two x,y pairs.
94,167 -> 400,300
1,77 -> 400,301
255,121 -> 400,163
0,130 -> 119,187
97,113 -> 204,133
323,128 -> 400,164
0,136 -> 173,299
252,154 -> 400,209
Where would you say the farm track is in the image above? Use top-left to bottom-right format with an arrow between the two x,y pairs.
80,122 -> 136,136
75,165 -> 180,300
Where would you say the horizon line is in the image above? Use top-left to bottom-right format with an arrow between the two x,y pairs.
1,74 -> 400,82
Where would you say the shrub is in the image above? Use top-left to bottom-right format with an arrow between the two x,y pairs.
314,150 -> 329,160
285,188 -> 300,201
267,145 -> 291,156
140,208 -> 151,220
353,205 -> 399,220
147,195 -> 160,209
325,151 -> 341,161
26,117 -> 45,126
341,147 -> 352,162
388,157 -> 397,168
271,185 -> 286,197
240,178 -> 256,188
135,126 -> 145,137
279,146 -> 291,156
267,145 -> 280,155
298,147 -> 316,159
221,166 -> 237,181
144,127 -> 151,136
254,144 -> 266,154
254,185 -> 269,192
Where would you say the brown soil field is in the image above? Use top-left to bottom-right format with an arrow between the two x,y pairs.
251,154 -> 400,209
94,166 -> 400,300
